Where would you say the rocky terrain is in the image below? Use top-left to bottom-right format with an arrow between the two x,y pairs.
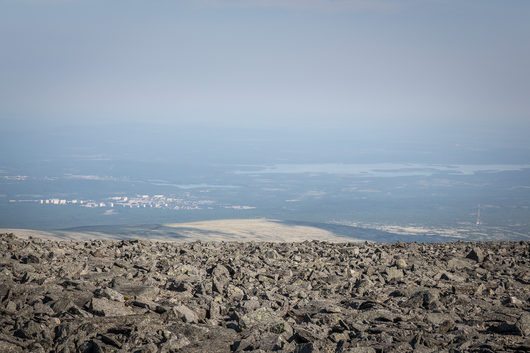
0,232 -> 529,353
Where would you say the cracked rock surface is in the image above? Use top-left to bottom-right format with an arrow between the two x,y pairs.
0,232 -> 529,352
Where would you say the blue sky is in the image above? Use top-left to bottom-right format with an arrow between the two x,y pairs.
1,0 -> 529,132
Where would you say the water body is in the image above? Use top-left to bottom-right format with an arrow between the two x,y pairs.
235,163 -> 530,177
151,183 -> 240,189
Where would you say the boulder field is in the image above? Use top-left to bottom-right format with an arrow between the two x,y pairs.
0,233 -> 529,352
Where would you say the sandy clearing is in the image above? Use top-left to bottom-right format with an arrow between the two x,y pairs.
0,219 -> 359,242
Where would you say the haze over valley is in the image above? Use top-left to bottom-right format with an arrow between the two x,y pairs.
1,123 -> 529,242
1,0 -> 530,242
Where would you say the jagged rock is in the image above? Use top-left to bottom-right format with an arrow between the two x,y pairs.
88,297 -> 134,316
227,284 -> 244,301
354,278 -> 374,295
167,280 -> 192,292
164,338 -> 191,351
237,307 -> 284,331
212,264 -> 230,278
348,347 -> 376,353
4,300 -> 17,314
294,342 -> 318,353
99,334 -> 122,349
173,304 -> 199,323
515,312 -> 530,336
447,257 -> 474,269
404,289 -> 439,309
425,313 -> 455,326
94,287 -> 124,302
466,247 -> 484,262
51,297 -> 76,314
21,254 -> 40,264
264,249 -> 279,259
384,267 -> 403,281
110,277 -> 159,300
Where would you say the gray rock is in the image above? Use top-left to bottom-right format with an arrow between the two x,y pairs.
294,343 -> 318,353
395,258 -> 407,269
0,341 -> 23,353
173,304 -> 199,323
466,247 -> 484,262
238,307 -> 284,331
21,254 -> 40,264
94,287 -> 124,302
88,297 -> 134,316
212,264 -> 230,278
51,297 -> 76,314
385,267 -> 404,281
515,312 -> 530,336
264,249 -> 279,259
162,336 -> 191,351
4,300 -> 17,314
227,284 -> 244,301
347,348 -> 376,353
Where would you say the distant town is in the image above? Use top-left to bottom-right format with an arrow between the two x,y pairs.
8,194 -> 255,211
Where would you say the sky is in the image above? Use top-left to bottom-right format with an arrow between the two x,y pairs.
1,0 -> 529,133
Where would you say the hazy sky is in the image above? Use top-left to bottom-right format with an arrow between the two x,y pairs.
1,0 -> 529,131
